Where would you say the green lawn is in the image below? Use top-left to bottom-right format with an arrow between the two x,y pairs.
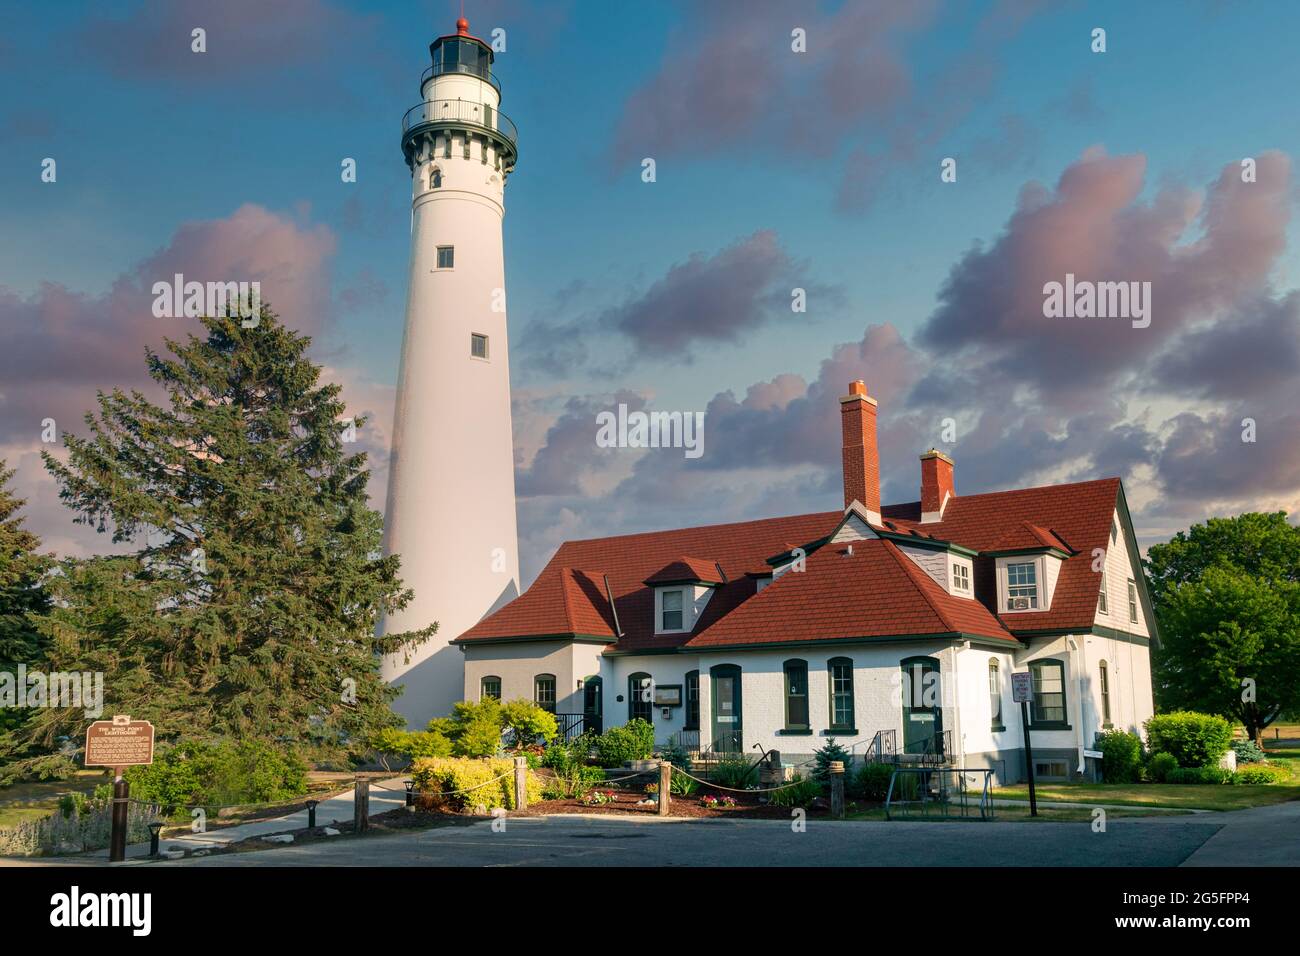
0,771 -> 110,830
995,751 -> 1300,811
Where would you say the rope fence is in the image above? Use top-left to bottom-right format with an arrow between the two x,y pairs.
668,765 -> 816,794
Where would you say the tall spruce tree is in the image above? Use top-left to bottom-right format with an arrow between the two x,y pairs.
28,310 -> 433,751
0,462 -> 52,736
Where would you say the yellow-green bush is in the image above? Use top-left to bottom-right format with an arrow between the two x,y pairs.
410,756 -> 543,811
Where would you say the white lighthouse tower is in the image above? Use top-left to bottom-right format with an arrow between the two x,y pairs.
379,16 -> 521,727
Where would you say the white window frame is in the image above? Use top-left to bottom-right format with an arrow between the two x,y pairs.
435,245 -> 455,270
1098,572 -> 1108,615
470,332 -> 489,361
952,561 -> 971,593
1127,578 -> 1138,624
1004,560 -> 1039,611
659,588 -> 685,633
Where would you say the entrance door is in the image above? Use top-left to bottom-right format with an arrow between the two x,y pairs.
710,664 -> 742,753
900,657 -> 943,756
583,676 -> 603,735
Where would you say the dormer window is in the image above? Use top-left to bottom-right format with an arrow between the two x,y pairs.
661,589 -> 684,631
1006,562 -> 1039,610
952,562 -> 970,593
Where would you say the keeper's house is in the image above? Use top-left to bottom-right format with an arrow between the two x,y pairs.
453,381 -> 1157,783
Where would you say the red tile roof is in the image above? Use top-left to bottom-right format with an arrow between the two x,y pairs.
455,511 -> 838,652
644,556 -> 725,586
455,566 -> 617,643
684,539 -> 1016,649
986,521 -> 1075,555
881,477 -> 1121,634
456,477 -> 1124,651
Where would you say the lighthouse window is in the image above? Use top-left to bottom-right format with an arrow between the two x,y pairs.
471,333 -> 489,359
429,167 -> 442,189
436,246 -> 454,269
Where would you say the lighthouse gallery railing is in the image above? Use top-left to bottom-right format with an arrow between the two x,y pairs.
401,99 -> 518,152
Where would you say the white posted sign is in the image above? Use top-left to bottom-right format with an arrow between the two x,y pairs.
1011,671 -> 1034,704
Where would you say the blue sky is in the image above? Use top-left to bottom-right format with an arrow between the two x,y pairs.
4,0 -> 1300,582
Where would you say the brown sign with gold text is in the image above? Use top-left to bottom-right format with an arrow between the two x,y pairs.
84,715 -> 155,768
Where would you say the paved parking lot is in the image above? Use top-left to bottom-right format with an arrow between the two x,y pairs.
162,813 -> 1227,867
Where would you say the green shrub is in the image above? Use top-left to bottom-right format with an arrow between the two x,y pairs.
1165,766 -> 1234,785
501,699 -> 558,749
1231,739 -> 1266,764
1096,729 -> 1143,783
1233,764 -> 1286,785
668,769 -> 699,796
124,739 -> 307,813
709,753 -> 757,790
410,756 -> 542,811
592,719 -> 655,768
811,739 -> 852,785
437,698 -> 503,758
852,762 -> 894,801
1146,751 -> 1179,783
541,734 -> 603,797
1145,712 -> 1234,769
367,727 -> 453,768
767,773 -> 822,808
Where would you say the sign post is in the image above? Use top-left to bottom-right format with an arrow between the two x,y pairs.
84,715 -> 155,862
1011,672 -> 1037,818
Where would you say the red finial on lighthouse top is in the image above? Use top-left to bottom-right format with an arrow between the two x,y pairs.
457,16 -> 469,35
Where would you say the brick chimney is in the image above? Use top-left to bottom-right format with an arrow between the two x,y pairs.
840,380 -> 881,522
919,449 -> 955,522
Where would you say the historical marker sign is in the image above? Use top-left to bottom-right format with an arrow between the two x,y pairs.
84,715 -> 155,768
1011,671 -> 1034,704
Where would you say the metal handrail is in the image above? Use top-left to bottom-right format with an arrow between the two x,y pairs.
401,99 -> 518,153
421,63 -> 502,94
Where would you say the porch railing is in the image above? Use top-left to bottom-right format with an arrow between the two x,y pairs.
863,728 -> 953,766
552,713 -> 588,742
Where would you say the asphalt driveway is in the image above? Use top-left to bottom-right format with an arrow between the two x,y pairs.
160,813 -> 1230,867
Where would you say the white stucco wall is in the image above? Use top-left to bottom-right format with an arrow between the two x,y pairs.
649,643 -> 958,762
603,654 -> 703,744
462,641 -> 606,716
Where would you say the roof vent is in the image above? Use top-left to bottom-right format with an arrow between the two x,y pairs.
845,544 -> 854,557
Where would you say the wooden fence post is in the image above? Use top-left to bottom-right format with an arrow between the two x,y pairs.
830,761 -> 845,819
354,777 -> 370,833
658,761 -> 671,816
514,755 -> 528,810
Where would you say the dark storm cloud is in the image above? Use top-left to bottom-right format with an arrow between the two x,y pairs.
516,231 -> 840,378
601,230 -> 814,352
1148,293 -> 1300,401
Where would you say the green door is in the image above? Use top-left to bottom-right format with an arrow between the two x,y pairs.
583,676 -> 602,735
710,664 -> 742,753
900,657 -> 942,756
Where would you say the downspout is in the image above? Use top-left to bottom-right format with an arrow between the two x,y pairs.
1067,636 -> 1087,776
949,642 -> 966,769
